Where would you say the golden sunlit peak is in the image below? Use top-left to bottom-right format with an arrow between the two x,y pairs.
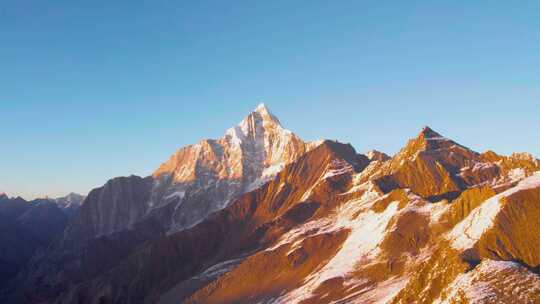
255,102 -> 270,113
419,126 -> 443,139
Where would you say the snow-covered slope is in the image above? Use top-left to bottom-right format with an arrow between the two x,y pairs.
448,172 -> 540,250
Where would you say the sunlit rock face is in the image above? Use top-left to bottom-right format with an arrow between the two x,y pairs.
368,127 -> 539,200
150,103 -> 317,232
10,107 -> 540,304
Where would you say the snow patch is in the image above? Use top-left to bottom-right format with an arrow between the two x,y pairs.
225,126 -> 244,146
246,163 -> 286,192
346,276 -> 410,304
425,136 -> 449,141
192,257 -> 244,280
275,186 -> 401,303
428,200 -> 451,223
322,159 -> 354,179
508,167 -> 526,181
165,191 -> 185,200
434,259 -> 540,304
448,171 -> 540,250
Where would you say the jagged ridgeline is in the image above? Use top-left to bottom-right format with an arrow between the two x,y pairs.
2,105 -> 540,304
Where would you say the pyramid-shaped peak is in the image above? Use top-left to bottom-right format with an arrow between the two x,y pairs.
393,126 -> 467,160
253,103 -> 279,122
413,126 -> 457,150
419,126 -> 444,139
255,102 -> 269,113
239,103 -> 282,127
223,103 -> 290,146
402,126 -> 478,156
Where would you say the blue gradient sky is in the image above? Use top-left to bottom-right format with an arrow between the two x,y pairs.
2,1 -> 539,199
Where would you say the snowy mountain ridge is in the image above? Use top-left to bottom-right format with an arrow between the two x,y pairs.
7,104 -> 540,304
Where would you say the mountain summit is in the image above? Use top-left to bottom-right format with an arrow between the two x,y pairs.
154,103 -> 306,183
419,125 -> 442,138
150,104 -> 315,231
252,102 -> 281,124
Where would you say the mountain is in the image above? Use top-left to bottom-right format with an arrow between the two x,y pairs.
4,106 -> 540,304
61,104 -> 318,243
366,150 -> 390,162
5,104 -> 320,302
0,195 -> 68,289
53,193 -> 85,216
368,127 -> 537,199
150,103 -> 318,233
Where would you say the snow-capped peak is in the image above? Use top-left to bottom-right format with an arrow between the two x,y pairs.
252,102 -> 282,124
247,103 -> 282,127
152,103 -> 313,232
54,192 -> 85,210
225,103 -> 289,146
224,103 -> 302,173
255,102 -> 269,113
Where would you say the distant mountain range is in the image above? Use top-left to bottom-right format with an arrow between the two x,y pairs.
0,192 -> 84,289
52,193 -> 86,216
1,104 -> 539,304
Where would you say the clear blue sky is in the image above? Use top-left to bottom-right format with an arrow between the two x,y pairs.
1,1 -> 539,199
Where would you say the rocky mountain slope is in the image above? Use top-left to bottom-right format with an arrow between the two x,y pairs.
3,105 -> 540,304
0,195 -> 69,289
